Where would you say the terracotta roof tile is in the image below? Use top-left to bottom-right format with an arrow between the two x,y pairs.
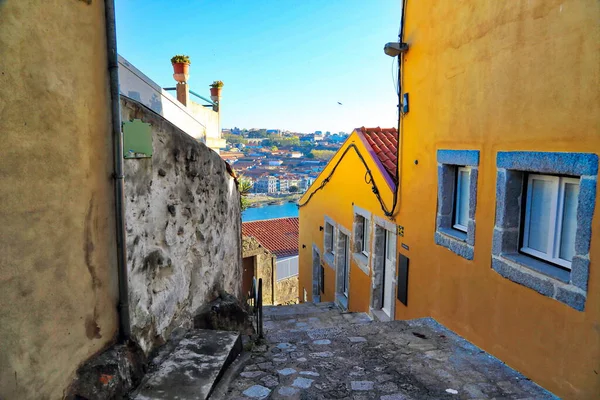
356,127 -> 398,181
242,217 -> 299,258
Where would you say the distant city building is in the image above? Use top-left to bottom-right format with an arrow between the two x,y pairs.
254,176 -> 278,193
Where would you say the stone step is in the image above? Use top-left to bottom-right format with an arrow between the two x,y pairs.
132,329 -> 242,400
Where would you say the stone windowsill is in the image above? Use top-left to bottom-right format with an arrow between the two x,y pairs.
323,252 -> 335,269
500,253 -> 570,284
492,255 -> 585,311
438,226 -> 467,242
352,252 -> 370,275
434,228 -> 473,260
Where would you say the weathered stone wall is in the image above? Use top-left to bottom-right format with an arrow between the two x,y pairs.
0,1 -> 119,398
275,277 -> 299,305
242,236 -> 275,305
121,96 -> 242,354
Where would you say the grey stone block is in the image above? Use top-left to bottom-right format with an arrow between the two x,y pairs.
437,149 -> 480,166
497,151 -> 598,176
491,258 -> 554,297
491,228 -> 519,256
468,167 -> 479,219
555,286 -> 586,311
575,176 -> 597,255
435,232 -> 474,260
570,256 -> 590,292
467,220 -> 476,246
495,170 -> 524,229
437,214 -> 452,230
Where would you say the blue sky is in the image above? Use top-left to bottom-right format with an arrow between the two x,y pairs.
115,0 -> 401,133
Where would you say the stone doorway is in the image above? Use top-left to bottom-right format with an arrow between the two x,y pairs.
242,256 -> 256,298
335,229 -> 351,310
311,245 -> 321,303
370,220 -> 397,321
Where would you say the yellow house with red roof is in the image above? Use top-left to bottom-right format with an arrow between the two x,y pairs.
298,127 -> 399,318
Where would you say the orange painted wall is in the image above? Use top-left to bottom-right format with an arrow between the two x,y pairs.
395,1 -> 600,398
298,131 -> 394,313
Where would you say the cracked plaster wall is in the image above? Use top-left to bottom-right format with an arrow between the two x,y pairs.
121,97 -> 242,355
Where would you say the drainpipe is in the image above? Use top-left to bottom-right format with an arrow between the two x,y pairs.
104,0 -> 130,341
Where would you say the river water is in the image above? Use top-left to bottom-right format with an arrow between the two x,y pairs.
242,202 -> 299,222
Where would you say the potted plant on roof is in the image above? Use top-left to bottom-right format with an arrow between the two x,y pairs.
210,80 -> 224,98
171,54 -> 191,83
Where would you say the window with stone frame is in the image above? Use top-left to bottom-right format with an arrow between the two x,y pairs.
352,205 -> 372,275
324,222 -> 335,255
323,216 -> 337,268
492,151 -> 597,311
435,150 -> 480,260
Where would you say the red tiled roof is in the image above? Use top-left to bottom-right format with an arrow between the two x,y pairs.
242,217 -> 299,258
356,127 -> 398,181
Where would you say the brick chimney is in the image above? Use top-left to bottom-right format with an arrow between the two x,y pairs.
176,82 -> 189,106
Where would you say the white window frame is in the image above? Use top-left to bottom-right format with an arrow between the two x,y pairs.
453,166 -> 470,233
325,222 -> 335,255
521,174 -> 580,270
360,216 -> 370,256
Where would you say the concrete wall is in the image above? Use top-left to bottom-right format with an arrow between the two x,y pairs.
121,97 -> 242,354
188,100 -> 224,151
298,131 -> 395,313
396,1 -> 600,398
0,1 -> 119,399
118,55 -> 218,144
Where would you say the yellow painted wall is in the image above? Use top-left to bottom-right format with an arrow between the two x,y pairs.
0,1 -> 119,398
396,1 -> 600,398
298,131 -> 394,313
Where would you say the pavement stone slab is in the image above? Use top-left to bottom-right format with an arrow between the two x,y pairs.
292,376 -> 314,389
221,303 -> 558,400
242,385 -> 271,399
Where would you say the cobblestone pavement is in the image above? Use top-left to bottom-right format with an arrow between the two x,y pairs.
220,302 -> 557,400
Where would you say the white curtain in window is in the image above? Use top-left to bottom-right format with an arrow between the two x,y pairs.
456,169 -> 470,228
528,179 -> 554,253
559,182 -> 579,261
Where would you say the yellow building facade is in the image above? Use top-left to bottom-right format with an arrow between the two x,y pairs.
298,127 -> 399,318
300,1 -> 599,398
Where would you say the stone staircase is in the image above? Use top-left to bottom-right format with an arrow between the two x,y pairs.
215,302 -> 558,400
130,329 -> 242,400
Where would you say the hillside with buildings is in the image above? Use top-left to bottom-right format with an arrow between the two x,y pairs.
220,129 -> 348,205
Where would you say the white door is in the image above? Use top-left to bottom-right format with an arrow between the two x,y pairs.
341,233 -> 350,297
382,230 -> 396,317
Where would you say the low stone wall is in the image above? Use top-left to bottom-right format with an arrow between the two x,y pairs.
275,276 -> 299,305
121,96 -> 242,354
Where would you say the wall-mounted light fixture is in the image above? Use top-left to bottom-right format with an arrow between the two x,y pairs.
302,244 -> 306,249
383,42 -> 409,57
319,226 -> 324,231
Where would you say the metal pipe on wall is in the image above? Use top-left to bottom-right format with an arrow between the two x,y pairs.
104,0 -> 131,341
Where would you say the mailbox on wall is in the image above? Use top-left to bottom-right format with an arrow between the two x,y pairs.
397,254 -> 409,306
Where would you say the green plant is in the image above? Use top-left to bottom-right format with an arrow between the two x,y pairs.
171,54 -> 191,64
289,186 -> 299,193
238,175 -> 253,211
210,80 -> 224,88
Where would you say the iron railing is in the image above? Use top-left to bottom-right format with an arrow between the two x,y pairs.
248,277 -> 264,338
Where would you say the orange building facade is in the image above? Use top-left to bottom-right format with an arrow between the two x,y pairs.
299,1 -> 599,398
